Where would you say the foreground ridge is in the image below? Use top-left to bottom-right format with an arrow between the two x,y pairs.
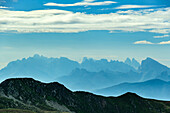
0,78 -> 169,113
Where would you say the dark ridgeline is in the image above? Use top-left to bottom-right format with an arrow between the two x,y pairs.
0,78 -> 169,113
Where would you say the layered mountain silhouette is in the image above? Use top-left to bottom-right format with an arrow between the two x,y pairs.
96,79 -> 170,100
0,54 -> 135,82
0,55 -> 170,100
0,78 -> 169,113
58,68 -> 140,91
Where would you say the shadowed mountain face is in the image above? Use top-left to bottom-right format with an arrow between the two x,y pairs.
96,79 -> 170,100
0,78 -> 170,113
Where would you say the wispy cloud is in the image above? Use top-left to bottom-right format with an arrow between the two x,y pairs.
44,0 -> 117,7
134,40 -> 170,45
0,6 -> 8,9
154,35 -> 169,38
134,40 -> 153,44
115,5 -> 158,9
158,41 -> 170,44
0,7 -> 169,33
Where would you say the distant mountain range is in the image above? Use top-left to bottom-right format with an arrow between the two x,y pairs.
58,69 -> 140,91
0,78 -> 169,113
0,54 -> 136,82
96,79 -> 170,100
81,57 -> 136,73
0,54 -> 170,100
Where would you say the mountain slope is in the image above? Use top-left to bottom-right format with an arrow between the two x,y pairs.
96,79 -> 170,100
139,57 -> 170,81
0,78 -> 170,113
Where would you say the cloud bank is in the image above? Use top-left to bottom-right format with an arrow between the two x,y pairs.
0,7 -> 169,33
44,0 -> 117,7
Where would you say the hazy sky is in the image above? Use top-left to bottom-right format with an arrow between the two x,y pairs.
0,0 -> 170,68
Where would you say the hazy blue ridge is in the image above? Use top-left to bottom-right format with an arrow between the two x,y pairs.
0,54 -> 136,82
58,68 -> 141,91
124,58 -> 140,69
96,79 -> 170,100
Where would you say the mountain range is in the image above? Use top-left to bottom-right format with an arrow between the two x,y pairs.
0,55 -> 170,100
96,79 -> 170,100
58,57 -> 170,93
0,54 -> 80,82
0,78 -> 169,113
58,69 -> 140,91
0,54 -> 135,82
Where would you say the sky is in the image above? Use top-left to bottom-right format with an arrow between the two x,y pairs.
0,0 -> 170,68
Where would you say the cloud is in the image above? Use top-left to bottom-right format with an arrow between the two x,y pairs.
0,6 -> 8,8
44,0 -> 117,7
154,35 -> 169,38
0,7 -> 169,33
134,40 -> 170,45
158,41 -> 170,44
115,5 -> 158,9
134,40 -> 154,44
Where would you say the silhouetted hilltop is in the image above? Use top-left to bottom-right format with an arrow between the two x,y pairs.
0,78 -> 170,113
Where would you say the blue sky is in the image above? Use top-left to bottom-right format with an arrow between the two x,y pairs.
0,0 -> 170,68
